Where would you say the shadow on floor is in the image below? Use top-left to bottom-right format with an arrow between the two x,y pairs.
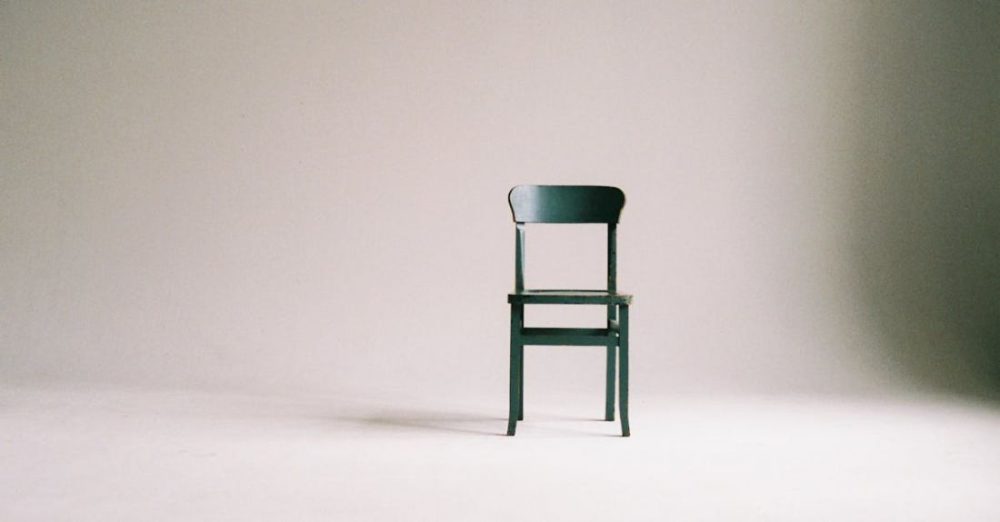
340,409 -> 620,436
354,411 -> 507,436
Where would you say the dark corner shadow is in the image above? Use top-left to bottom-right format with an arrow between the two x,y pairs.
848,3 -> 1000,402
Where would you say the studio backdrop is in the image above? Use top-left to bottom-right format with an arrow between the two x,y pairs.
2,1 -> 997,401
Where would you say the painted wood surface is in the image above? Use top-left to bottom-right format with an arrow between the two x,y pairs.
506,185 -> 632,437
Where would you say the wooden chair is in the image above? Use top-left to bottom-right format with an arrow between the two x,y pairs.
506,185 -> 633,436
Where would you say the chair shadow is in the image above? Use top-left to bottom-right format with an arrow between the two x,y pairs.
342,409 -> 620,437
347,410 -> 508,436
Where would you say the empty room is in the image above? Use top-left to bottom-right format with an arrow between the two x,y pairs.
2,1 -> 999,520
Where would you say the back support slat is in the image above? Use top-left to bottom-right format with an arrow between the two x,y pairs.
508,185 -> 625,224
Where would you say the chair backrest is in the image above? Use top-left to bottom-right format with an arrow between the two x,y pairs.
507,185 -> 626,293
508,185 -> 625,224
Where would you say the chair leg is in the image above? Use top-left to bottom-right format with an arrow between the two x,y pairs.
507,304 -> 522,436
605,343 -> 616,421
618,305 -> 630,437
507,343 -> 521,435
518,346 -> 524,421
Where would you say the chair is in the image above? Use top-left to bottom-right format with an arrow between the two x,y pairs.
506,185 -> 633,437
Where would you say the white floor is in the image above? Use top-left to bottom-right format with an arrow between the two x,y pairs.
2,384 -> 999,521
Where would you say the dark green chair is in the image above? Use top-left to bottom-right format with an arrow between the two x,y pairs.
506,185 -> 633,437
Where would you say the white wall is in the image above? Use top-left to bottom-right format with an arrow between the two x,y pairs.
3,1 -> 997,399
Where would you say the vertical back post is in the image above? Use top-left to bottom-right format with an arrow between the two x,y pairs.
514,223 -> 525,291
607,223 -> 617,294
607,222 -> 617,322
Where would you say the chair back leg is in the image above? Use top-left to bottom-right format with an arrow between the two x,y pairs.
618,304 -> 630,437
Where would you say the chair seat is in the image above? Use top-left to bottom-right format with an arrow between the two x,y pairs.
508,289 -> 633,305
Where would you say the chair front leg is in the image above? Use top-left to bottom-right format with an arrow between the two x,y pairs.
507,304 -> 523,436
605,342 -> 616,421
518,344 -> 524,421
